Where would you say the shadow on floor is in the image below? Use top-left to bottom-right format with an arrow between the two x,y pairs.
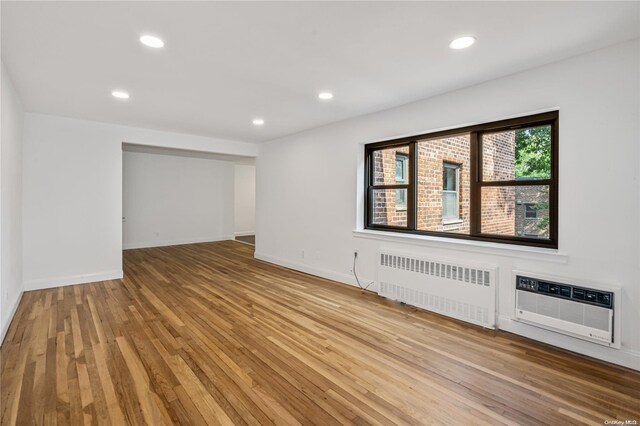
235,235 -> 255,245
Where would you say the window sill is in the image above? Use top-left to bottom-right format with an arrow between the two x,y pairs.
352,229 -> 568,264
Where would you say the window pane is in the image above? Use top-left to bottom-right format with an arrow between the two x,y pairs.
416,135 -> 470,233
481,185 -> 550,239
395,188 -> 407,209
525,203 -> 537,218
482,125 -> 551,181
371,189 -> 408,226
396,155 -> 408,183
373,146 -> 410,185
442,192 -> 458,220
443,166 -> 457,191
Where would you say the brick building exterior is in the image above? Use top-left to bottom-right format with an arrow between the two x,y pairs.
372,130 -> 549,238
416,135 -> 471,233
514,185 -> 549,238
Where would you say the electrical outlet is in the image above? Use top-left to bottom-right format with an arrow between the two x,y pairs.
353,249 -> 359,258
301,250 -> 305,259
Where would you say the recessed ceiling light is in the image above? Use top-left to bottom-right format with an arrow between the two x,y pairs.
111,90 -> 130,99
252,118 -> 265,126
140,35 -> 164,48
449,36 -> 476,50
318,92 -> 334,100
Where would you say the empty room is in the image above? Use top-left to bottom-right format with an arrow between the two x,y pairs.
1,1 -> 639,425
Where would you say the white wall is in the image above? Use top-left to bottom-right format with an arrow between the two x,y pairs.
256,40 -> 640,369
234,164 -> 255,236
123,151 -> 234,249
23,113 -> 258,290
1,63 -> 25,342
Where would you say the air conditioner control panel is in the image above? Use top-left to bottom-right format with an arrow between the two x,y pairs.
516,275 -> 613,309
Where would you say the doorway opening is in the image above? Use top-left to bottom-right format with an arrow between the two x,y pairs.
234,161 -> 256,245
121,143 -> 256,252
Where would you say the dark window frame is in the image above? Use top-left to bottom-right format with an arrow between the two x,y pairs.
364,111 -> 559,249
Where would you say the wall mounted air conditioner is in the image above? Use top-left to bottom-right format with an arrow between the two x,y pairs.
513,271 -> 620,348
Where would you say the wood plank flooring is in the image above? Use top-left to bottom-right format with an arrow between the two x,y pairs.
2,241 -> 639,425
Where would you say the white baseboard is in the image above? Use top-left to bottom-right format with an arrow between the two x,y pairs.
24,270 -> 124,291
254,251 -> 379,293
235,231 -> 255,237
123,235 -> 234,250
498,315 -> 640,371
1,291 -> 24,345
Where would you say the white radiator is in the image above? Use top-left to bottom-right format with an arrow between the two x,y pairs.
377,250 -> 497,328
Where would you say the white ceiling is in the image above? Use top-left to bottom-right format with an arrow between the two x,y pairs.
2,1 -> 639,143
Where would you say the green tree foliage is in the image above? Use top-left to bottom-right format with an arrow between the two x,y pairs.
515,126 -> 551,179
515,126 -> 551,230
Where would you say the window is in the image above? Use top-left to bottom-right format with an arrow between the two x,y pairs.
442,163 -> 460,222
395,154 -> 409,210
396,154 -> 408,183
364,111 -> 558,248
525,204 -> 538,219
369,145 -> 412,227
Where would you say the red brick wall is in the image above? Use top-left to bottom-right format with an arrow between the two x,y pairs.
416,135 -> 470,233
480,131 -> 516,235
481,186 -> 516,235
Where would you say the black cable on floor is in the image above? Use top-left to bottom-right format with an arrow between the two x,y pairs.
352,252 -> 374,291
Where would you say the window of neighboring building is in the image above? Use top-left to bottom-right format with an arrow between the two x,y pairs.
442,163 -> 460,222
364,111 -> 558,248
525,203 -> 538,219
395,154 -> 409,210
396,154 -> 408,184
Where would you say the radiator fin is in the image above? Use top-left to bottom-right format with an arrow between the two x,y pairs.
380,254 -> 492,287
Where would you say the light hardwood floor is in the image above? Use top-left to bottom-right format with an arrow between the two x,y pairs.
1,241 -> 639,425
